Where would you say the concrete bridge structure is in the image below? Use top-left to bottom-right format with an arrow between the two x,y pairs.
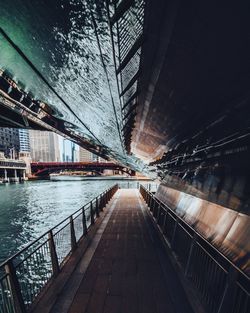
0,0 -> 249,312
0,159 -> 26,182
30,162 -> 136,177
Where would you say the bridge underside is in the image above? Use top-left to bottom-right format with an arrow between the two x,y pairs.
0,0 -> 249,208
0,0 -> 249,284
30,162 -> 135,177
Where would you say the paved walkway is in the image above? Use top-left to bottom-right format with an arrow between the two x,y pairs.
51,189 -> 194,313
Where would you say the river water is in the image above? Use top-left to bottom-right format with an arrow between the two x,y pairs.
0,179 -> 147,264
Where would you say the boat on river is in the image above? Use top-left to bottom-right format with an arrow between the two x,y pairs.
49,171 -> 129,181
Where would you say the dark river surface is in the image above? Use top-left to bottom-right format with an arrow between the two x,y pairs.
0,179 -> 147,264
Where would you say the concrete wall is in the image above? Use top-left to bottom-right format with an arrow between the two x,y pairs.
156,183 -> 250,275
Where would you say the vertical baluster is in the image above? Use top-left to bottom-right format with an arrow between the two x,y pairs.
100,195 -> 104,212
148,193 -> 151,206
217,266 -> 238,313
95,197 -> 100,218
82,208 -> 87,236
162,208 -> 168,233
103,193 -> 105,207
153,201 -> 158,217
185,233 -> 197,276
105,193 -> 108,206
48,230 -> 60,276
149,194 -> 152,208
150,198 -> 155,213
70,216 -> 77,251
156,204 -> 161,224
4,260 -> 26,313
90,202 -> 95,225
70,215 -> 77,252
171,217 -> 179,248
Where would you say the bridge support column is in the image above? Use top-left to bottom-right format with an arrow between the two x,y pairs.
14,169 -> 18,182
4,169 -> 9,183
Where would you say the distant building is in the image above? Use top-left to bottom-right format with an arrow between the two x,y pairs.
29,130 -> 60,162
78,147 -> 107,162
79,147 -> 93,162
18,129 -> 30,152
0,127 -> 20,159
93,155 -> 107,163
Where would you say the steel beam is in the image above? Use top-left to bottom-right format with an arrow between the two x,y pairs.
116,35 -> 143,75
120,70 -> 140,97
123,103 -> 136,121
110,0 -> 135,26
122,91 -> 138,110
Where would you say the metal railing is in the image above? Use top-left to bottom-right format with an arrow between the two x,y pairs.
117,181 -> 159,192
139,185 -> 250,313
0,184 -> 118,313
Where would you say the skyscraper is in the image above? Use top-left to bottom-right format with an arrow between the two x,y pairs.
79,147 -> 93,162
18,129 -> 30,152
29,130 -> 60,162
0,127 -> 20,158
78,147 -> 107,162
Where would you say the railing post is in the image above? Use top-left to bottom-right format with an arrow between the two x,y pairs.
105,192 -> 108,205
147,193 -> 152,208
70,216 -> 77,251
185,233 -> 197,276
82,208 -> 87,236
4,260 -> 26,313
100,195 -> 104,212
149,197 -> 154,212
171,217 -> 179,247
149,195 -> 154,209
217,266 -> 238,313
48,230 -> 60,276
156,203 -> 162,224
100,195 -> 102,211
162,209 -> 168,234
95,197 -> 100,218
153,201 -> 158,217
90,202 -> 95,225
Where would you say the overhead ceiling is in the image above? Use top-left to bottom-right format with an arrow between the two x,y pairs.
0,0 -> 250,211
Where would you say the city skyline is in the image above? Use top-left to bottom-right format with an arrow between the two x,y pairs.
0,127 -> 105,163
29,130 -> 60,162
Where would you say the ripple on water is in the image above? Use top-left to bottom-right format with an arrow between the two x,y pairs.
0,180 -> 117,263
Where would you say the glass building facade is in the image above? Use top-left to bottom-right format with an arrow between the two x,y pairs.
0,128 -> 20,158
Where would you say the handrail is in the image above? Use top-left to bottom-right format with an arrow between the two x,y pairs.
139,185 -> 250,313
141,186 -> 249,280
0,184 -> 118,313
0,188 -> 110,268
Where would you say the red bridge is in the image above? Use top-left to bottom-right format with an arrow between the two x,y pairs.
30,162 -> 135,177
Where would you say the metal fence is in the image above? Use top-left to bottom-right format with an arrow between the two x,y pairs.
0,184 -> 118,313
117,180 -> 159,192
139,185 -> 250,313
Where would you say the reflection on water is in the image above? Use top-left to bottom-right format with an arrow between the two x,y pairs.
0,180 -> 119,263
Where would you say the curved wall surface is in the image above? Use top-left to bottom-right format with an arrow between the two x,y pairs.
156,184 -> 250,275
